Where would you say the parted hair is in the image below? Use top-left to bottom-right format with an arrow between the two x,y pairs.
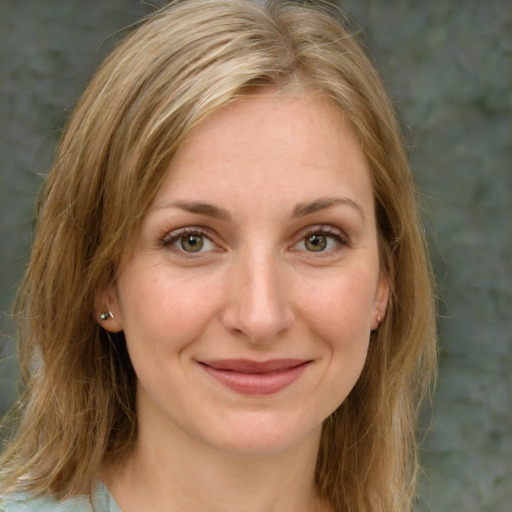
0,1 -> 436,511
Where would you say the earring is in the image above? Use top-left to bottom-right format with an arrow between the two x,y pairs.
99,310 -> 115,321
99,292 -> 115,322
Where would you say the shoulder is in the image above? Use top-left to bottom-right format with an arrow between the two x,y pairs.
0,483 -> 118,512
0,494 -> 92,512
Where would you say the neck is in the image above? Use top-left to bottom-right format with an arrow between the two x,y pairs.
105,418 -> 327,512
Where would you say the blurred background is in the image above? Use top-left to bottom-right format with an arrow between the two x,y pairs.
0,1 -> 510,510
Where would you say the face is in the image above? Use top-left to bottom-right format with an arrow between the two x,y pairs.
100,93 -> 388,458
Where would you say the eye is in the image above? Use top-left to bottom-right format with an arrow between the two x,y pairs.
292,227 -> 348,253
304,233 -> 329,252
162,229 -> 218,254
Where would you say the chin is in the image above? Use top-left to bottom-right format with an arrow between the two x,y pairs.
199,411 -> 323,459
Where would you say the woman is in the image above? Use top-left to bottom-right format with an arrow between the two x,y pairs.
0,0 -> 436,511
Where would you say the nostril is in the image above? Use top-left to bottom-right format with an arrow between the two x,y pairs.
219,300 -> 294,344
219,256 -> 294,343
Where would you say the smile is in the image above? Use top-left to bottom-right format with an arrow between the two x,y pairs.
198,359 -> 311,395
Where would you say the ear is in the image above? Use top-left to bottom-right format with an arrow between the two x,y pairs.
370,271 -> 389,331
93,282 -> 124,333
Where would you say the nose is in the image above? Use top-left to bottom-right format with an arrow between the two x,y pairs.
219,250 -> 295,344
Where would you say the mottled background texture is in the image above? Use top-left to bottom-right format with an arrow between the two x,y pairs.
0,1 -> 510,510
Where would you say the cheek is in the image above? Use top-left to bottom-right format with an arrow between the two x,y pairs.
116,263 -> 223,354
296,273 -> 375,415
297,269 -> 377,340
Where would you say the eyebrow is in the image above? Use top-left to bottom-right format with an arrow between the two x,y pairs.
154,196 -> 364,221
293,196 -> 365,220
154,200 -> 232,221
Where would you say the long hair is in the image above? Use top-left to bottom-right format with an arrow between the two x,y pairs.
0,1 -> 436,510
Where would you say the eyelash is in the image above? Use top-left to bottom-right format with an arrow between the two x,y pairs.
160,225 -> 349,257
161,227 -> 220,256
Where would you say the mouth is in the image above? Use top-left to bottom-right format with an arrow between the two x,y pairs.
197,358 -> 311,395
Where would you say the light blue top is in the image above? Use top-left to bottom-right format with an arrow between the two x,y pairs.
0,482 -> 121,512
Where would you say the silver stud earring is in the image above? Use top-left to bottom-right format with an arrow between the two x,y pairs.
99,310 -> 115,321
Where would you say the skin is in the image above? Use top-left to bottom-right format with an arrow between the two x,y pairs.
98,92 -> 388,512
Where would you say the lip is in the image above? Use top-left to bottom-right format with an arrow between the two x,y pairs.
198,358 -> 311,395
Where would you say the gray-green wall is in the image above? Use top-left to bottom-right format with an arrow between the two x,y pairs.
1,1 -> 510,510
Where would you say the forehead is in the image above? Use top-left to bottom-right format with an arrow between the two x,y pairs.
152,93 -> 374,217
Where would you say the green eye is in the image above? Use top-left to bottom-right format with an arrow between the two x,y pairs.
180,234 -> 204,252
164,229 -> 217,256
305,234 -> 327,252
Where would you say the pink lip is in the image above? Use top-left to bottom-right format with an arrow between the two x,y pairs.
198,358 -> 311,395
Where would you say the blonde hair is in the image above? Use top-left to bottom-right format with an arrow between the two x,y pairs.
0,1 -> 436,510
